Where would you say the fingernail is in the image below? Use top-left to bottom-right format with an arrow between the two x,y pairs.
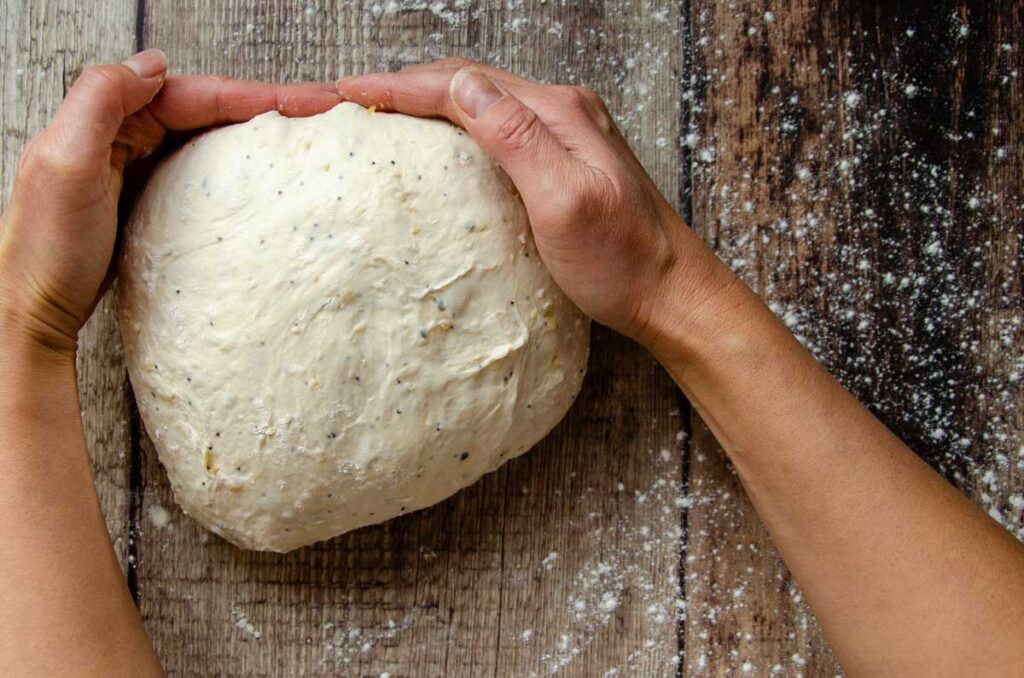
123,48 -> 167,78
450,68 -> 503,119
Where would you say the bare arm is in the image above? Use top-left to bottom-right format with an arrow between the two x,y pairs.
0,50 -> 341,676
649,263 -> 1024,676
0,331 -> 161,675
338,60 -> 1024,676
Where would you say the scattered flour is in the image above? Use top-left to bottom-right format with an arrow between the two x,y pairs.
231,606 -> 262,640
146,504 -> 171,529
320,617 -> 415,667
144,2 -> 1020,675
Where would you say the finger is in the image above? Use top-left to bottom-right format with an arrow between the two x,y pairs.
338,61 -> 536,116
338,66 -> 610,154
337,68 -> 462,120
338,66 -> 585,207
148,76 -> 341,130
446,68 -> 585,209
48,49 -> 168,166
110,107 -> 167,172
397,58 -> 536,88
398,59 -> 470,73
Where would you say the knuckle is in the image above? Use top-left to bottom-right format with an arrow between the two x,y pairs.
17,136 -> 45,173
552,187 -> 590,222
570,86 -> 613,132
76,64 -> 122,93
574,86 -> 603,106
591,108 -> 614,134
437,56 -> 478,72
552,85 -> 601,110
73,66 -> 129,124
551,85 -> 584,106
495,105 -> 541,152
19,134 -> 84,180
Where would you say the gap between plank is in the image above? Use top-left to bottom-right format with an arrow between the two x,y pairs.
125,0 -> 147,606
134,0 -> 146,53
676,0 -> 695,672
126,396 -> 144,605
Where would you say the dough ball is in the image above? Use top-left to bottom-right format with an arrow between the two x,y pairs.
118,103 -> 589,552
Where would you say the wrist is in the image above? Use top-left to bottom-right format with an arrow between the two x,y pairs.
633,217 -> 761,369
0,274 -> 79,372
0,320 -> 77,379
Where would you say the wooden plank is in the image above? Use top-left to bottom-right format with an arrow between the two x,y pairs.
0,0 -> 138,571
684,0 -> 1024,673
949,0 -> 1024,543
136,2 -> 685,675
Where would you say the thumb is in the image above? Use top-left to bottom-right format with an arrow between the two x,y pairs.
448,67 -> 577,202
49,49 -> 168,167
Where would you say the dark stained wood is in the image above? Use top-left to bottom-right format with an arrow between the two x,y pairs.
684,0 -> 1023,673
135,2 -> 685,675
0,0 -> 139,573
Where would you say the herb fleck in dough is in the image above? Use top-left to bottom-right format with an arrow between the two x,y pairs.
118,103 -> 589,552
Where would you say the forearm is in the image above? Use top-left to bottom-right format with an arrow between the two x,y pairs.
647,230 -> 1024,675
0,328 -> 161,676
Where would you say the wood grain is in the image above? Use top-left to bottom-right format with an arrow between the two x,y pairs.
0,0 -> 138,573
684,0 -> 1024,673
4,0 -> 1021,675
135,2 -> 685,676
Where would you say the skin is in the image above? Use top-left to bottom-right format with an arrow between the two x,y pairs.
0,51 -> 1021,675
0,49 -> 341,676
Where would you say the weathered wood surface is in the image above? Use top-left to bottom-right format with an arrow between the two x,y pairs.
685,0 -> 1023,674
0,0 -> 138,572
2,0 -> 1022,676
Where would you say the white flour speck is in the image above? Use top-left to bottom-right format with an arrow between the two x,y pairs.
147,504 -> 171,529
231,607 -> 262,640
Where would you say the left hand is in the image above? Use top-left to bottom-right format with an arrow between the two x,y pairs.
0,49 -> 341,356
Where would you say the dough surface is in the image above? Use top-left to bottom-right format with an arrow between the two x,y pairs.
118,103 -> 589,552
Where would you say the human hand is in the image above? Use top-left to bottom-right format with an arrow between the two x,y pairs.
337,59 -> 730,345
0,49 -> 341,356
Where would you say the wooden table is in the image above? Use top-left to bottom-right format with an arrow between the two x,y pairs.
2,1 -> 1021,675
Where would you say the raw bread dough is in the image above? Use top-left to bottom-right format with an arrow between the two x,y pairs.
118,103 -> 589,552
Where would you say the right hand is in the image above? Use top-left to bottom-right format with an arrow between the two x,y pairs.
337,59 -> 730,346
